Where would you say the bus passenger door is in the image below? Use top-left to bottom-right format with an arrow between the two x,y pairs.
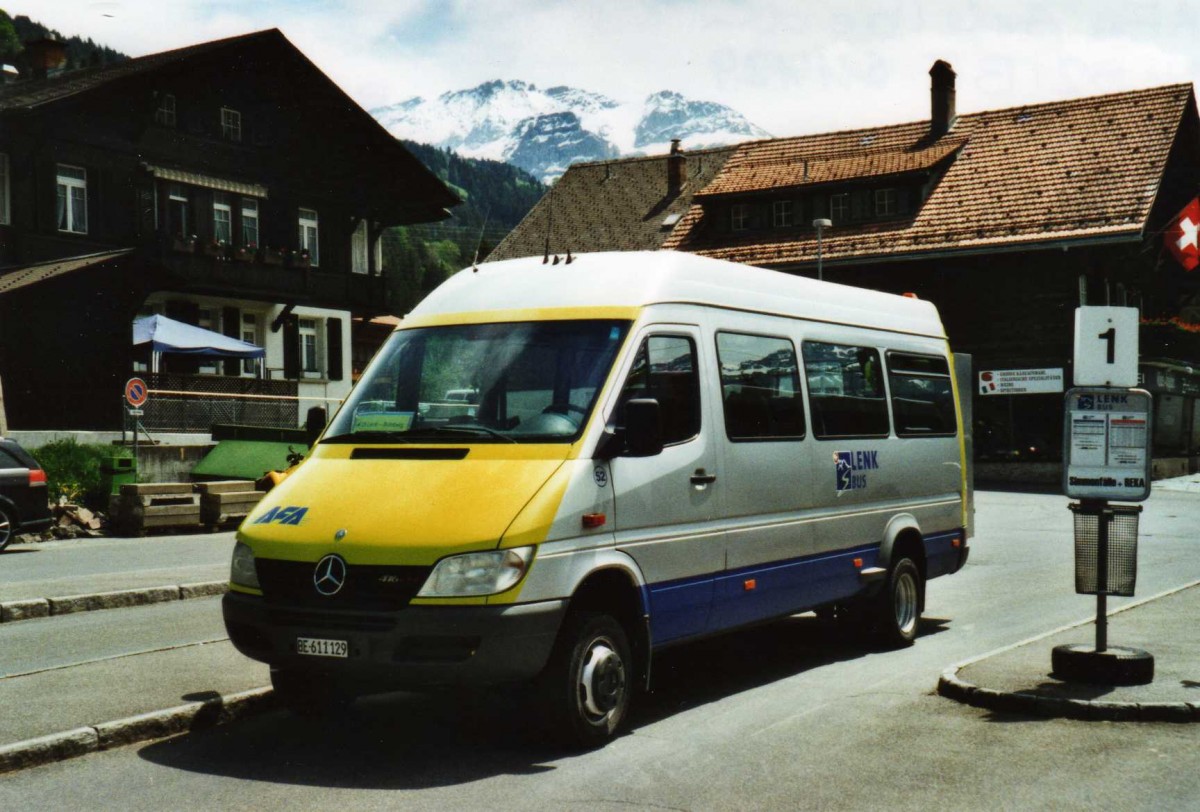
608,328 -> 721,644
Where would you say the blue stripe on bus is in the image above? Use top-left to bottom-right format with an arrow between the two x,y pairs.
646,529 -> 964,646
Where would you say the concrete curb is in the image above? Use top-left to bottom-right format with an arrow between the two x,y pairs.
0,581 -> 228,623
937,667 -> 1200,722
0,686 -> 275,775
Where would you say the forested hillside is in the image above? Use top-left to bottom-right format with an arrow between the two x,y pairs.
0,10 -> 128,68
383,141 -> 545,314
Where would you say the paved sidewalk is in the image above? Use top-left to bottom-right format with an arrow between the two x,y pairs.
939,580 -> 1200,720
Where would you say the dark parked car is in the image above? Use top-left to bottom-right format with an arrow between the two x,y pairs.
0,438 -> 53,551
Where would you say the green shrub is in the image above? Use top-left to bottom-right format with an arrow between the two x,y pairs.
30,439 -> 129,512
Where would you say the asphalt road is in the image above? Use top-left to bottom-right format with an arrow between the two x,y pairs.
2,489 -> 1199,810
0,531 -> 235,601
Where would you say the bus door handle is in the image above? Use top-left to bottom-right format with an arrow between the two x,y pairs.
690,469 -> 717,486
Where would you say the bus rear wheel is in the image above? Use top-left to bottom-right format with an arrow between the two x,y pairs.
873,556 -> 922,648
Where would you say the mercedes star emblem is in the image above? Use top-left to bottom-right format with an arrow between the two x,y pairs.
313,554 -> 348,596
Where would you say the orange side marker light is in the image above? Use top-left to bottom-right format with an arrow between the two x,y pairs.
853,558 -> 864,569
744,579 -> 757,591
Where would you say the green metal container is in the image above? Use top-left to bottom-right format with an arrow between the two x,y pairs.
101,455 -> 138,495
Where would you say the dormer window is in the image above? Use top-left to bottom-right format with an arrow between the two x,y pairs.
772,200 -> 793,228
731,203 -> 751,232
155,93 -> 176,127
830,194 -> 850,223
221,107 -> 242,142
875,188 -> 899,216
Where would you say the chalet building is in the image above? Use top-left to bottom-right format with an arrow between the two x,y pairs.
0,30 -> 457,431
492,62 -> 1200,466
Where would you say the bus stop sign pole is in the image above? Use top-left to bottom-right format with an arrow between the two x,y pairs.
1053,307 -> 1153,685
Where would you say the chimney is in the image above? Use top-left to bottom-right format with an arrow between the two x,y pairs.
667,138 -> 685,195
929,59 -> 957,138
25,37 -> 68,80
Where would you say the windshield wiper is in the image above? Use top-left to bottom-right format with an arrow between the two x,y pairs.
412,425 -> 518,444
320,431 -> 415,444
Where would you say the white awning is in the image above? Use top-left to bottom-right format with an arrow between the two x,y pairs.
143,164 -> 268,198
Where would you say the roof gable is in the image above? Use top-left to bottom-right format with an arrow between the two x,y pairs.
487,147 -> 733,261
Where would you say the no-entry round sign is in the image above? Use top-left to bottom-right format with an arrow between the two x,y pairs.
125,377 -> 149,408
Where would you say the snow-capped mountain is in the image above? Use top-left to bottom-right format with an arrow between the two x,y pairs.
371,80 -> 770,183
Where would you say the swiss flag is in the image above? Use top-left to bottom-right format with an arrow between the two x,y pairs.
1166,197 -> 1200,271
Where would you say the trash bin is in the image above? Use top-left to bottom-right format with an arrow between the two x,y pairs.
101,455 -> 138,496
1070,502 -> 1141,596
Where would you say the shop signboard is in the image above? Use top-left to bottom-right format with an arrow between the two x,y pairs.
978,368 -> 1064,396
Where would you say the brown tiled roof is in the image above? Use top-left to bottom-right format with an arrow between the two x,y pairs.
663,83 -> 1193,265
700,135 -> 967,197
487,147 -> 734,262
0,250 -> 134,295
0,30 -> 279,111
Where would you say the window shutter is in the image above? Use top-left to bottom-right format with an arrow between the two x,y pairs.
222,306 -> 240,376
283,315 -> 300,380
326,318 -> 343,381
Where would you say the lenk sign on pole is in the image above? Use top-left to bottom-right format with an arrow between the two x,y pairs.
1062,388 -> 1152,501
1073,306 -> 1139,387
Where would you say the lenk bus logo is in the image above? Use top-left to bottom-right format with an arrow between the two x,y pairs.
835,451 -> 879,492
253,505 -> 309,526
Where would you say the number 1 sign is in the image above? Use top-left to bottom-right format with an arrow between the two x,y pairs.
1073,307 -> 1139,387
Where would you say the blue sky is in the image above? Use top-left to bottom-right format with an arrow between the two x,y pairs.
18,0 -> 1200,138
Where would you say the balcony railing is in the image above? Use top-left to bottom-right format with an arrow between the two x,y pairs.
143,237 -> 387,313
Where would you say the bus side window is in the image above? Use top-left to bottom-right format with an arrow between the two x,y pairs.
615,335 -> 700,445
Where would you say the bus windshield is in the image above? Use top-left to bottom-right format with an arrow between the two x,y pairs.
323,320 -> 632,444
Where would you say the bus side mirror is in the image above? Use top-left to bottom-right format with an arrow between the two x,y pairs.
594,398 -> 664,459
623,398 -> 664,457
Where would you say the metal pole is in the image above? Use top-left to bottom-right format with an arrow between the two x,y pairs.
1096,500 -> 1108,653
816,225 -> 824,282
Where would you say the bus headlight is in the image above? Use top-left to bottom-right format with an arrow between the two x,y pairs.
230,541 -> 260,589
417,547 -> 534,597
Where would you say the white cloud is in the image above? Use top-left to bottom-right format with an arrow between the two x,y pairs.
14,0 -> 1200,138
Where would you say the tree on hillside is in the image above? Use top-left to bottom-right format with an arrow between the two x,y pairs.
0,11 -> 21,63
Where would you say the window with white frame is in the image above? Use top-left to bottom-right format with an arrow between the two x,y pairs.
0,152 -> 9,225
241,198 -> 259,248
167,183 -> 189,237
299,318 -> 321,378
197,308 -> 218,375
56,165 -> 88,234
731,203 -> 751,232
220,107 -> 241,142
298,208 -> 319,265
154,93 -> 176,127
829,193 -> 850,223
242,313 -> 259,374
772,200 -> 793,228
875,187 -> 899,216
213,193 -> 232,245
351,219 -> 369,274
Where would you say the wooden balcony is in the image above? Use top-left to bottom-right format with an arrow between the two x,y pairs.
142,238 -> 388,313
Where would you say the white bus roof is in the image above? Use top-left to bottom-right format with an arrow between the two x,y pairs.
408,251 -> 946,339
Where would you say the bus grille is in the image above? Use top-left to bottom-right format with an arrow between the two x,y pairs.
255,558 -> 430,612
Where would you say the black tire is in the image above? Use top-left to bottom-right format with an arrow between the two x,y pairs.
872,556 -> 923,648
270,667 -> 353,717
539,611 -> 632,749
0,504 -> 13,553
